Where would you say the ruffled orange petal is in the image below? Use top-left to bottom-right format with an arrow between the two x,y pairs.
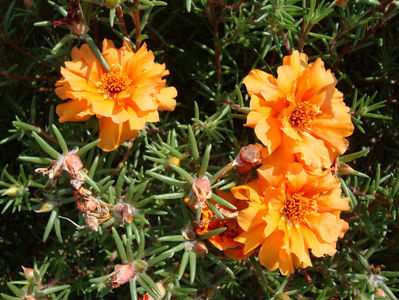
56,99 -> 93,122
157,87 -> 177,111
299,225 -> 336,257
254,116 -> 282,154
282,50 -> 308,75
305,213 -> 341,244
97,117 -> 139,151
236,223 -> 266,255
258,230 -> 284,272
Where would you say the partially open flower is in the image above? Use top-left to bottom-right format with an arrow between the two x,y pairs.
111,264 -> 135,288
191,177 -> 212,210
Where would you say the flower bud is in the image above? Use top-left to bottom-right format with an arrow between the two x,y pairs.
155,282 -> 166,298
23,0 -> 34,9
34,202 -> 54,213
337,162 -> 356,175
84,214 -> 99,231
105,0 -> 119,7
63,152 -> 83,174
2,185 -> 21,197
111,264 -> 135,288
193,241 -> 208,256
167,157 -> 181,168
275,293 -> 291,300
375,288 -> 386,297
22,266 -> 34,280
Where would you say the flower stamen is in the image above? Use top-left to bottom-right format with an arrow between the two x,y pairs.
282,193 -> 318,225
289,102 -> 319,131
98,65 -> 131,98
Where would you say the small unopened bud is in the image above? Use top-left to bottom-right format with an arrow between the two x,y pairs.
234,144 -> 264,174
275,293 -> 291,300
334,0 -> 348,8
375,288 -> 386,297
167,157 -> 180,168
22,266 -> 34,280
191,177 -> 212,210
34,202 -> 54,213
2,185 -> 21,197
71,21 -> 89,38
182,225 -> 196,241
139,295 -> 154,300
337,162 -> 355,175
193,241 -> 208,256
206,288 -> 217,299
23,0 -> 33,9
105,0 -> 119,7
24,296 -> 36,300
111,264 -> 135,288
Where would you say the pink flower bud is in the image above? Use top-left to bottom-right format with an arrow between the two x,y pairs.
63,153 -> 83,175
84,214 -> 99,231
22,266 -> 34,280
111,264 -> 135,288
193,241 -> 208,256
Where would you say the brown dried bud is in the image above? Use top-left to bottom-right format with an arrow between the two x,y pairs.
84,214 -> 99,231
64,152 -> 83,174
233,144 -> 264,174
191,177 -> 212,210
114,202 -> 134,223
111,264 -> 135,288
334,0 -> 348,9
23,0 -> 34,9
182,224 -> 197,241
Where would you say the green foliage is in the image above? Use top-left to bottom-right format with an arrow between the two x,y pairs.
1,0 -> 399,299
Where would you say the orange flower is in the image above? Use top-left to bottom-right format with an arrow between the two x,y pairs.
231,163 -> 349,275
243,51 -> 353,169
55,39 -> 177,151
195,189 -> 251,259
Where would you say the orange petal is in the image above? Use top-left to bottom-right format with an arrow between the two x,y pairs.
237,204 -> 266,232
283,50 -> 308,75
56,100 -> 93,122
305,213 -> 340,244
158,87 -> 177,111
276,65 -> 299,96
97,117 -> 139,151
300,225 -> 336,257
236,223 -> 266,255
91,99 -> 116,117
254,116 -> 282,155
243,69 -> 274,96
258,230 -> 284,271
289,225 -> 312,268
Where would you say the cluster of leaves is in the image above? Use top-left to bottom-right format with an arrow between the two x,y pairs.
1,0 -> 399,299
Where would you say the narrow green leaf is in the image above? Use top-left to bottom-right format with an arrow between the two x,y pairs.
89,274 -> 110,283
85,36 -> 110,72
84,173 -> 101,192
154,192 -> 185,200
76,140 -> 101,156
168,164 -> 194,185
165,243 -> 185,254
6,283 -> 23,297
12,121 -> 40,133
147,251 -> 173,266
158,235 -> 184,242
146,171 -> 185,188
339,149 -> 369,163
51,125 -> 68,154
136,276 -> 159,300
112,227 -> 128,263
207,200 -> 224,219
116,166 -> 127,200
198,144 -> 212,178
88,155 -> 100,178
54,217 -> 63,243
198,227 -> 226,240
43,210 -> 57,242
188,126 -> 200,161
211,193 -> 236,210
140,273 -> 161,296
189,251 -> 196,284
129,279 -> 138,300
41,285 -> 70,294
32,132 -> 61,159
178,251 -> 189,279
109,7 -> 116,27
1,294 -> 21,300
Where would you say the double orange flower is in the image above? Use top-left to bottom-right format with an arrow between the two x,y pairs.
55,39 -> 177,151
194,51 -> 353,275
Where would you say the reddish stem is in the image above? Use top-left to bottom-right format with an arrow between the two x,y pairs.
133,0 -> 141,49
208,0 -> 221,81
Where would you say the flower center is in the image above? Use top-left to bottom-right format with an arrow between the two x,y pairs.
282,193 -> 318,225
98,66 -> 130,98
289,102 -> 319,130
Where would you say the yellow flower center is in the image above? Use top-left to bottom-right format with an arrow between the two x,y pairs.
98,66 -> 131,98
282,193 -> 318,225
289,102 -> 319,130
